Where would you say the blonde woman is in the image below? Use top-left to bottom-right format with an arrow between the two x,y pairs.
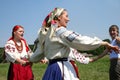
30,8 -> 119,80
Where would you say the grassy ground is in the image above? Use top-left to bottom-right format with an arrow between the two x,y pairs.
0,55 -> 110,80
78,56 -> 110,80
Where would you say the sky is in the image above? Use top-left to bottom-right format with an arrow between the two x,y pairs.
0,0 -> 120,47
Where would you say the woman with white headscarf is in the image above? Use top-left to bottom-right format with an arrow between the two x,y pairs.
30,7 -> 119,80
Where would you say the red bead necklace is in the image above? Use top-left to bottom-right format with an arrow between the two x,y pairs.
13,40 -> 23,53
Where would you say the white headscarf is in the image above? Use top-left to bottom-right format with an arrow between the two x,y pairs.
38,7 -> 65,53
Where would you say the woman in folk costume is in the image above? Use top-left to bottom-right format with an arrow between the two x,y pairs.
5,25 -> 34,80
33,37 -> 93,78
29,7 -> 119,80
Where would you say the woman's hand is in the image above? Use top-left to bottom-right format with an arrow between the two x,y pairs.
108,45 -> 119,53
89,58 -> 94,62
40,59 -> 48,64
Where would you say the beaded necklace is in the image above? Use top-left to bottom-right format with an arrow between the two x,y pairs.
13,40 -> 23,53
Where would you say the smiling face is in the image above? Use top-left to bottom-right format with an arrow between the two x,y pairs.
109,26 -> 119,40
57,10 -> 70,28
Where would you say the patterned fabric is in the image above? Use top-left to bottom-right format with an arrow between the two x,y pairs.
42,7 -> 64,27
30,26 -> 102,61
5,39 -> 31,62
5,39 -> 34,80
30,7 -> 103,80
69,48 -> 90,64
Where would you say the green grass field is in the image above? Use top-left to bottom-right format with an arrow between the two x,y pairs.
0,55 -> 110,80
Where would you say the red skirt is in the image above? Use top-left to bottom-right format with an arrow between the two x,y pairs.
7,63 -> 34,80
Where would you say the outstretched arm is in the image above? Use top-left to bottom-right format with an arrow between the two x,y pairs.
91,49 -> 109,62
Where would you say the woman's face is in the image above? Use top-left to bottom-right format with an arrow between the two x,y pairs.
109,28 -> 118,39
14,27 -> 24,40
57,11 -> 70,27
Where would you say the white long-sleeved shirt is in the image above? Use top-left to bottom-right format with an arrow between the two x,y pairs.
5,40 -> 32,63
30,26 -> 102,62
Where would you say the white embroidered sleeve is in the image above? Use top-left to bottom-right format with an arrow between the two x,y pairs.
5,43 -> 17,63
69,48 -> 90,64
56,27 -> 102,51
